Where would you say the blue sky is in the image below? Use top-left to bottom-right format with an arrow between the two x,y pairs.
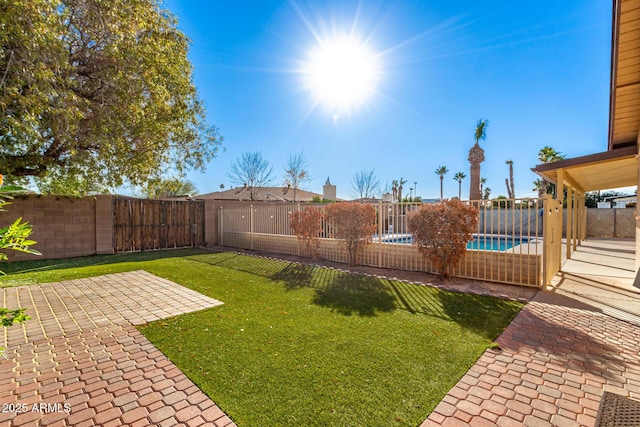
162,0 -> 612,200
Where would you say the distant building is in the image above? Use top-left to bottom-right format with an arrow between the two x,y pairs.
197,186 -> 324,202
323,177 -> 336,201
610,196 -> 636,209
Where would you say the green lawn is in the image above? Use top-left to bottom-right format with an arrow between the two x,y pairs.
1,249 -> 523,426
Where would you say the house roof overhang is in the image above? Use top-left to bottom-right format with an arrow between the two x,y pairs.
609,0 -> 640,150
531,144 -> 638,193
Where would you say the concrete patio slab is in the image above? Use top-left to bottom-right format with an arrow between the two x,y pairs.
0,270 -> 235,427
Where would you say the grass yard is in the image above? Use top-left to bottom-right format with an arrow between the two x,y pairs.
1,249 -> 524,426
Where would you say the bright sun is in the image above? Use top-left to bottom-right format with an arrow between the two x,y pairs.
303,34 -> 380,112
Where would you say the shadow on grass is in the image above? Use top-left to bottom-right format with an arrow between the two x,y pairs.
436,291 -> 523,339
1,248 -> 210,275
312,272 -> 396,316
271,263 -> 315,290
206,256 -> 523,331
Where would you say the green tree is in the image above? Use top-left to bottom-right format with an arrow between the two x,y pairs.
453,172 -> 466,200
533,179 -> 545,198
140,177 -> 199,199
284,153 -> 310,202
483,187 -> 491,200
435,166 -> 449,199
537,146 -> 566,197
0,0 -> 223,193
228,151 -> 274,201
36,169 -> 110,197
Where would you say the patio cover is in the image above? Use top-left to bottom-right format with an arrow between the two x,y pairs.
531,144 -> 638,193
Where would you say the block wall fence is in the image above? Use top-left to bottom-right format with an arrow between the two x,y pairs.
0,195 -> 113,261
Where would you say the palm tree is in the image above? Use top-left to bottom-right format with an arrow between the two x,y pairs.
483,187 -> 491,200
435,166 -> 449,199
391,180 -> 399,201
468,119 -> 488,200
505,159 -> 515,199
533,179 -> 545,198
480,177 -> 487,196
538,146 -> 565,164
537,146 -> 565,197
453,172 -> 466,199
397,177 -> 407,201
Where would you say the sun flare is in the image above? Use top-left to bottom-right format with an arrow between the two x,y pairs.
302,34 -> 380,111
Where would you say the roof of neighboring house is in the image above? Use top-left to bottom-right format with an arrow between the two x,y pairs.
196,186 -> 324,202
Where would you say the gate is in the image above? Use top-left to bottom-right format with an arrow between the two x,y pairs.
112,198 -> 204,252
542,195 -> 562,286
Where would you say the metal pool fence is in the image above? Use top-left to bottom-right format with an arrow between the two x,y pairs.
218,198 -> 558,287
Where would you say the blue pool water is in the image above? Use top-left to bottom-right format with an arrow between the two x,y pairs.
381,234 -> 531,251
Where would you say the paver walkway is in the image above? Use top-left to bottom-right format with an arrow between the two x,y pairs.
0,270 -> 236,427
422,291 -> 640,426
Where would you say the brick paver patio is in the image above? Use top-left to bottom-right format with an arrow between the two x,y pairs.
3,261 -> 640,426
422,291 -> 640,426
0,270 -> 236,427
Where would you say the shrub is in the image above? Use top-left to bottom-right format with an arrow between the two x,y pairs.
0,180 -> 40,357
408,199 -> 478,279
325,203 -> 376,266
289,207 -> 323,260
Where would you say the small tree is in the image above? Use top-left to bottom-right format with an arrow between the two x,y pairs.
289,207 -> 323,260
283,153 -> 310,202
140,177 -> 199,199
227,151 -> 274,201
351,169 -> 380,199
408,199 -> 478,279
325,203 -> 376,266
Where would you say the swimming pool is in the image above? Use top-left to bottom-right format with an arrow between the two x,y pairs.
380,234 -> 534,251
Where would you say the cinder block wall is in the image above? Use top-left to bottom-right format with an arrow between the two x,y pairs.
587,208 -> 635,238
0,195 -> 114,261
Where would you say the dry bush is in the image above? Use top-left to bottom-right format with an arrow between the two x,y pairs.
408,199 -> 478,279
325,203 -> 376,266
289,207 -> 323,260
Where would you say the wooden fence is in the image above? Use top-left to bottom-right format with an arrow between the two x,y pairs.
113,198 -> 205,252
